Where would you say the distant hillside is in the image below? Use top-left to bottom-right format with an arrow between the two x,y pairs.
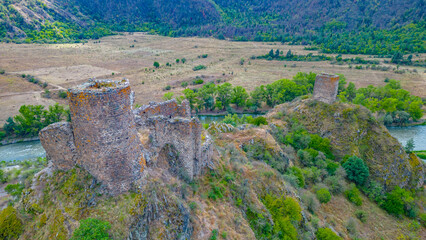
0,0 -> 112,43
1,0 -> 425,54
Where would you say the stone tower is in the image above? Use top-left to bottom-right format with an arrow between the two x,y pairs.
312,73 -> 340,104
68,79 -> 144,193
40,79 -> 144,194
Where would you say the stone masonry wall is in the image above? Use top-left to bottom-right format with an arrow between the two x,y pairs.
39,122 -> 76,171
143,116 -> 203,179
312,73 -> 340,104
67,79 -> 144,193
134,99 -> 191,122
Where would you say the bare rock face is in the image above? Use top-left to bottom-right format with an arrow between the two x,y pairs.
312,73 -> 340,104
39,79 -> 212,195
39,122 -> 76,171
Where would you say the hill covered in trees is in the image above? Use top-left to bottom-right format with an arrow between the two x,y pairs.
1,0 -> 425,54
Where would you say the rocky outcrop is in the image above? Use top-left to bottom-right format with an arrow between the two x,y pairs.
39,79 -> 212,195
270,99 -> 425,190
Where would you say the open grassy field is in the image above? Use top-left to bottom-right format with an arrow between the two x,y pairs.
0,32 -> 425,124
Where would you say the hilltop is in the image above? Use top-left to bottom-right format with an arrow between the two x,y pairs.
1,92 -> 425,239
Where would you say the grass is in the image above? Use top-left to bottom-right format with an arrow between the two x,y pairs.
413,150 -> 426,159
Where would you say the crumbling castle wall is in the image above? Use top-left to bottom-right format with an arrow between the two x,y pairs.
40,79 -> 211,194
312,73 -> 340,104
39,122 -> 76,171
134,100 -> 212,179
134,99 -> 191,121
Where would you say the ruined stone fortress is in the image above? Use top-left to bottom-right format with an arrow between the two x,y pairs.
40,79 -> 212,195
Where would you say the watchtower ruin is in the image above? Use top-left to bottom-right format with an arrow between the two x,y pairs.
41,79 -> 144,194
312,73 -> 340,104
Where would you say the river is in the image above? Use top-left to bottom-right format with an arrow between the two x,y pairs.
387,125 -> 426,151
0,141 -> 46,162
0,124 -> 425,163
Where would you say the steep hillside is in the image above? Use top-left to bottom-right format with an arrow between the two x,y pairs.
2,98 -> 425,239
1,0 -> 425,54
0,0 -> 111,42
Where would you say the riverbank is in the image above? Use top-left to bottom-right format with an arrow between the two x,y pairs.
0,136 -> 40,146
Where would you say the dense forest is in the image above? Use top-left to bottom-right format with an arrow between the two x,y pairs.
0,0 -> 425,54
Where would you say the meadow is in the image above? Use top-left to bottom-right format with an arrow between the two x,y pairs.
0,33 -> 424,124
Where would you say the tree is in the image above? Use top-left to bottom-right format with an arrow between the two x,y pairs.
405,138 -> 415,153
153,61 -> 160,68
342,156 -> 369,185
407,100 -> 423,120
286,49 -> 293,58
346,82 -> 356,101
13,105 -> 46,136
44,104 -> 65,125
391,51 -> 403,64
183,89 -> 199,109
216,83 -> 233,109
3,117 -> 16,134
181,58 -> 186,64
268,49 -> 274,57
71,218 -> 111,240
231,86 -> 249,108
176,59 -> 180,63
275,49 -> 280,58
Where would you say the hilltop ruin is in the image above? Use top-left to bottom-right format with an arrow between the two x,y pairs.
40,79 -> 212,195
312,73 -> 340,104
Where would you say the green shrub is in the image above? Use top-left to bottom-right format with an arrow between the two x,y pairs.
324,175 -> 345,194
189,201 -> 197,211
420,213 -> 426,227
5,183 -> 24,200
382,186 -> 413,217
302,191 -> 319,213
71,218 -> 111,240
210,229 -> 218,240
153,61 -> 160,68
193,79 -> 204,85
58,91 -> 68,99
193,65 -> 207,71
164,85 -> 171,90
262,194 -> 301,239
346,217 -> 358,235
290,166 -> 305,188
316,188 -> 331,204
181,81 -> 188,88
0,206 -> 23,240
355,210 -> 368,223
316,227 -> 341,240
251,116 -> 268,126
344,184 -> 363,206
342,156 -> 369,185
0,169 -> 7,183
